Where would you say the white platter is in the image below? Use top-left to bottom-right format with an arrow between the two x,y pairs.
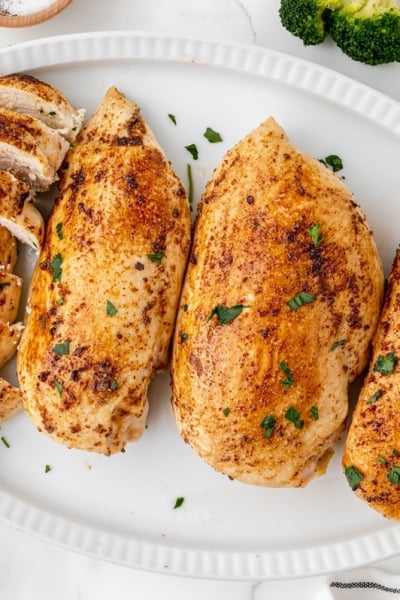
0,31 -> 400,581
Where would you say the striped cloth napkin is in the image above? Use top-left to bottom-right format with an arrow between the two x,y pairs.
327,569 -> 400,599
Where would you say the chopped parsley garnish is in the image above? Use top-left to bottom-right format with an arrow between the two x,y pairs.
330,339 -> 346,352
106,300 -> 118,316
394,449 -> 400,457
0,281 -> 10,290
279,361 -> 294,387
110,380 -> 118,390
223,407 -> 231,417
1,436 -> 10,448
168,113 -> 177,125
208,304 -> 249,325
183,304 -> 189,312
285,406 -> 304,429
173,497 -> 185,509
54,381 -> 63,397
50,253 -> 63,282
45,464 -> 52,473
181,332 -> 189,342
321,154 -> 343,172
204,127 -> 223,143
286,291 -> 315,310
307,223 -> 323,248
373,352 -> 398,375
147,251 -> 164,264
387,466 -> 400,485
185,143 -> 199,160
345,465 -> 364,490
53,340 -> 70,356
39,314 -> 46,328
55,222 -> 63,240
186,163 -> 194,211
376,455 -> 387,465
367,389 -> 383,404
55,297 -> 64,306
260,415 -> 276,438
48,111 -> 57,116
309,406 -> 319,420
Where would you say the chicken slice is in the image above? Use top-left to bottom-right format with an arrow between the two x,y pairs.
0,74 -> 85,142
0,170 -> 44,250
171,117 -> 384,487
17,86 -> 191,455
0,320 -> 23,369
0,225 -> 17,272
0,271 -> 22,323
0,107 -> 69,191
0,379 -> 23,421
343,247 -> 400,520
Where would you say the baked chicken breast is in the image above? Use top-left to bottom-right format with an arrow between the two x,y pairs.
18,87 -> 191,454
343,247 -> 400,519
171,117 -> 384,487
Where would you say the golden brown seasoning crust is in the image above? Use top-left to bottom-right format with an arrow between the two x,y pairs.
17,86 -> 191,455
171,117 -> 384,487
343,246 -> 400,519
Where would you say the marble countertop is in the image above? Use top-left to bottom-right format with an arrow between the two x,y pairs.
1,1 -> 400,597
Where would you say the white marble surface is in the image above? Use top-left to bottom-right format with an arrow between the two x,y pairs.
0,0 -> 400,597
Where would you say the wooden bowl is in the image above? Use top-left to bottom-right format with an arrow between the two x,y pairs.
0,0 -> 73,27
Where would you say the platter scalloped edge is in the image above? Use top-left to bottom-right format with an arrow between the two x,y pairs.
0,31 -> 400,580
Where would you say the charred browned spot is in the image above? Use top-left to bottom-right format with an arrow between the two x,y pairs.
39,406 -> 55,433
115,135 -> 142,146
91,359 -> 116,393
63,391 -> 77,410
219,253 -> 233,268
73,345 -> 87,357
94,169 -> 106,183
71,168 -> 85,193
70,424 -> 81,434
152,232 -> 166,254
38,371 -> 50,382
135,261 -> 145,271
172,208 -> 180,218
142,300 -> 156,325
125,174 -> 138,190
78,202 -> 93,218
94,423 -> 110,435
189,353 -> 203,376
39,259 -> 50,271
17,191 -> 30,210
190,253 -> 198,265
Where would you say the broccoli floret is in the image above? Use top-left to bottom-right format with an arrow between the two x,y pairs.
328,0 -> 400,65
279,0 -> 400,65
279,0 -> 343,45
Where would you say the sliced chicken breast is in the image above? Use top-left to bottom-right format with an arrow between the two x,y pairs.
0,107 -> 69,191
0,170 -> 44,250
0,74 -> 85,142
